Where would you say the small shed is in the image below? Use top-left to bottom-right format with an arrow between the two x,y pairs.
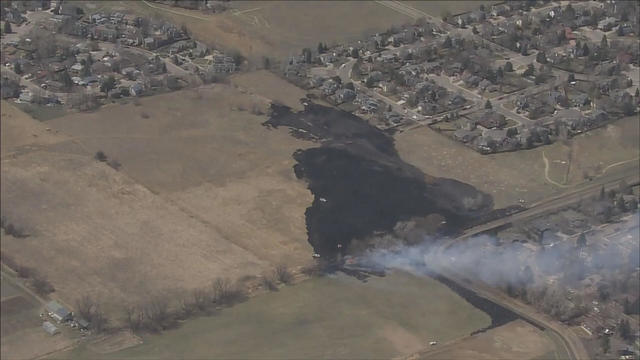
43,321 -> 59,335
75,317 -> 90,330
46,301 -> 72,323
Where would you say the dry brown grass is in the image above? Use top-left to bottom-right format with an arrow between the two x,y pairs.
1,82 -> 315,319
395,115 -> 640,209
409,320 -> 555,360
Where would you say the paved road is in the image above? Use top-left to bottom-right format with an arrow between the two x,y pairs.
458,166 -> 639,240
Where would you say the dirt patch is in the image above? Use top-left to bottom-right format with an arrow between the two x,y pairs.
88,331 -> 143,354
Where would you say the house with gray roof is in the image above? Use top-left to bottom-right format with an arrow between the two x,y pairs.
46,301 -> 72,323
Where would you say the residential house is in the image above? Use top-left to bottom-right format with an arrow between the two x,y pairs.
59,3 -> 83,18
448,93 -> 466,106
130,82 -> 144,96
571,93 -> 590,107
46,301 -> 72,323
598,17 -> 617,31
453,129 -> 479,143
334,88 -> 356,104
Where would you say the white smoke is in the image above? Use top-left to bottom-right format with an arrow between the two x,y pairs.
360,213 -> 640,289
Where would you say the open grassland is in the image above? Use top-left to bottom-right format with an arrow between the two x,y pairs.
0,100 -> 69,156
82,1 -> 413,60
395,115 -> 640,208
1,82 -> 315,318
408,320 -> 560,360
231,70 -> 308,111
62,271 -> 490,359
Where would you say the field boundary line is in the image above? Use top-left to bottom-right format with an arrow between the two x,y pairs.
141,0 -> 209,21
542,151 -> 570,188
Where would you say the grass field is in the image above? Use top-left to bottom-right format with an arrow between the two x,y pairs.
62,271 -> 490,359
409,320 -> 560,360
0,100 -> 69,156
395,114 -> 640,208
1,81 -> 316,319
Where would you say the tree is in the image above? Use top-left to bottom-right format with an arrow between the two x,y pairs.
619,319 -> 631,342
262,56 -> 270,69
365,76 -> 375,88
520,43 -> 528,56
3,21 -> 12,34
59,70 -> 73,89
600,34 -> 608,48
616,195 -> 627,212
536,51 -> 547,64
577,233 -> 587,248
523,63 -> 535,77
317,42 -> 325,54
617,25 -> 625,37
350,48 -> 359,58
81,62 -> 91,77
582,43 -> 589,57
31,275 -> 55,295
76,295 -> 96,320
484,100 -> 492,109
13,61 -> 22,75
504,61 -> 513,72
472,25 -> 479,35
567,73 -> 575,84
601,335 -> 610,354
302,48 -> 312,64
100,75 -> 116,94
443,36 -> 452,48
635,88 -> 640,98
274,264 -> 293,284
94,151 -> 108,162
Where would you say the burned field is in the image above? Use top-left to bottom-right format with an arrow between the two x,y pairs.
264,103 -> 493,257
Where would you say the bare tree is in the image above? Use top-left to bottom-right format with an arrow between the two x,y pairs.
76,295 -> 96,320
192,287 -> 211,311
260,274 -> 278,291
274,264 -> 293,284
90,304 -> 108,333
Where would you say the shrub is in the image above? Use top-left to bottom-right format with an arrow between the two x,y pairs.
31,276 -> 55,295
274,264 -> 293,284
107,159 -> 121,170
94,151 -> 108,162
260,275 -> 278,291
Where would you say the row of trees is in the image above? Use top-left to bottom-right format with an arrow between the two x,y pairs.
73,265 -> 295,335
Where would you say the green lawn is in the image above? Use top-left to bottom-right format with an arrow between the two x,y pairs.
65,271 -> 490,359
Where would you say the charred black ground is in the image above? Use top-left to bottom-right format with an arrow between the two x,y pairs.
264,102 -> 494,257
